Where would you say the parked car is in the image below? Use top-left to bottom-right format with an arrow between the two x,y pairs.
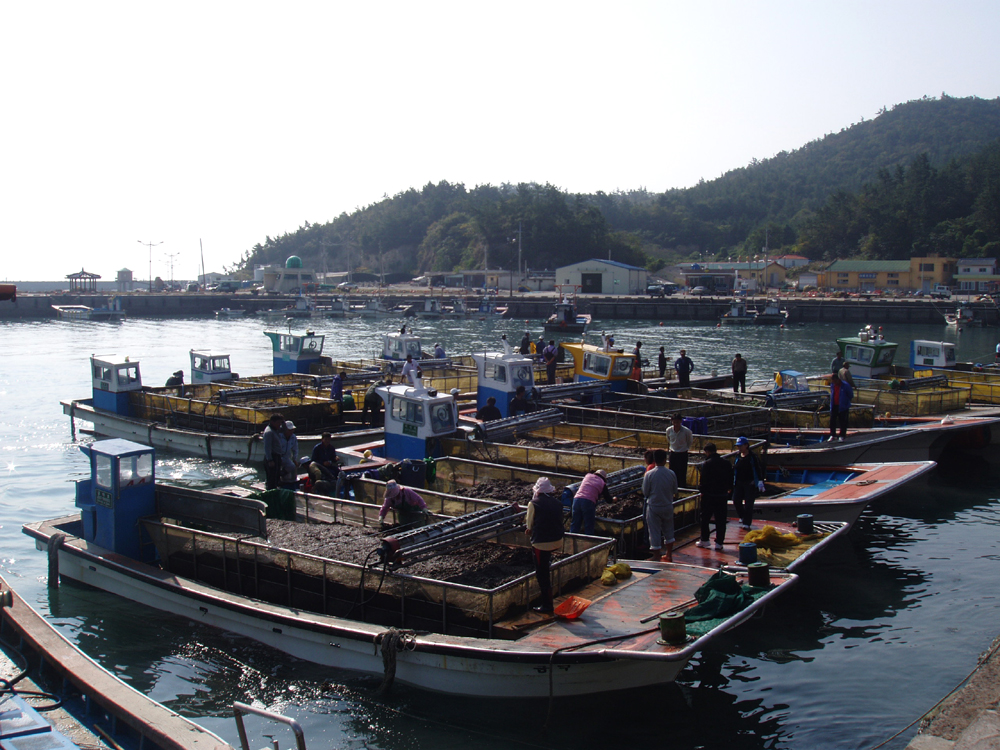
336,281 -> 358,291
930,285 -> 952,299
689,286 -> 708,295
646,284 -> 665,297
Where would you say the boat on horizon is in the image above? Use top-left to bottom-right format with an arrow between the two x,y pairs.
52,296 -> 126,321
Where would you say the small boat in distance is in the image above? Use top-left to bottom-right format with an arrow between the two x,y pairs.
52,296 -> 126,321
721,299 -> 755,325
544,292 -> 591,334
755,298 -> 788,325
214,307 -> 246,318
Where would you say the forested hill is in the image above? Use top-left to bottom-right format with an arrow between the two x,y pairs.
233,95 -> 1000,278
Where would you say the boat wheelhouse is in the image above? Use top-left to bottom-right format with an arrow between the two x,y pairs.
910,340 -> 957,369
720,299 -> 755,325
544,295 -> 591,334
754,299 -> 788,325
836,325 -> 898,378
263,329 -> 326,374
560,335 -> 636,392
189,350 -> 236,384
472,337 -> 536,418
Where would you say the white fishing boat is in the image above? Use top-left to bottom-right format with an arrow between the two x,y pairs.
214,307 -> 246,318
52,296 -> 126,321
720,299 -> 755,325
415,298 -> 445,319
24,438 -> 807,698
754,299 -> 788,325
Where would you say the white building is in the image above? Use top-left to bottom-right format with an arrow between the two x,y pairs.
258,256 -> 317,293
556,259 -> 648,295
954,258 -> 998,293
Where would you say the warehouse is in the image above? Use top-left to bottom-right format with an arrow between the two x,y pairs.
555,259 -> 647,295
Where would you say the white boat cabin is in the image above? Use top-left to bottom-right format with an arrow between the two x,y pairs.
189,350 -> 235,383
383,331 -> 423,361
909,340 -> 957,369
376,372 -> 458,461
91,355 -> 143,415
472,336 -> 536,418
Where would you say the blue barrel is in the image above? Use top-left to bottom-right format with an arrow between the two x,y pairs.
738,542 -> 758,565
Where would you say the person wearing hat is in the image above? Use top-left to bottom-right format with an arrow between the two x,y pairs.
165,370 -> 184,387
262,413 -> 287,490
542,340 -> 559,384
433,342 -> 446,359
631,341 -> 643,382
666,414 -> 694,487
278,420 -> 299,488
401,354 -> 419,384
570,469 -> 615,536
696,443 -> 733,550
379,480 -> 428,529
362,376 -> 388,426
330,371 -> 344,405
525,477 -> 564,614
642,449 -> 677,561
732,436 -> 764,530
475,396 -> 502,422
519,331 -> 532,355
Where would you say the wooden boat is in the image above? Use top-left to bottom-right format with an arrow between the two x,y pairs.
720,299 -> 755,325
24,439 -> 805,698
0,571 -> 232,750
61,330 -> 380,461
52,297 -> 126,322
754,299 -> 788,325
544,295 -> 591,334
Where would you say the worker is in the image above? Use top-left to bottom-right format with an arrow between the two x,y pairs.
278,420 -> 299,489
570,469 -> 615,536
262,413 -> 287,490
829,372 -> 854,441
308,431 -> 340,482
732,436 -> 765,530
696,443 -> 733,550
379,480 -> 428,528
643,449 -> 677,562
731,353 -> 748,393
519,331 -> 532,355
433,342 -> 446,359
165,370 -> 184,387
658,346 -> 667,378
509,385 -> 532,415
666,414 -> 694,487
632,341 -> 643,381
525,477 -> 564,614
330,371 -> 344,404
535,334 -> 546,358
831,350 -> 845,375
401,354 -> 420,384
674,349 -> 694,387
362,377 -> 387,426
543,340 -> 558,384
476,396 -> 502,422
838,361 -> 855,387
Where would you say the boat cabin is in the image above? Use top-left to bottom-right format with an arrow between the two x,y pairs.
417,298 -> 444,317
75,439 -> 156,561
263,330 -> 326,375
836,326 -> 899,378
189,350 -> 235,383
472,337 -> 536,417
91,355 -> 143,415
382,331 -> 423,361
721,300 -> 754,324
772,370 -> 809,393
909,340 -> 957,369
376,374 -> 458,461
560,335 -> 635,392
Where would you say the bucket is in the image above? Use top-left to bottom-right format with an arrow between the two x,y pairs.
658,611 -> 686,644
796,513 -> 814,534
738,542 -> 758,565
747,561 -> 770,588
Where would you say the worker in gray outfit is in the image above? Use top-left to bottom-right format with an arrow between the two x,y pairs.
642,448 -> 677,562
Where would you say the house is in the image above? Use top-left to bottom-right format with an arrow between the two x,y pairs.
954,258 -> 999,293
818,256 -> 956,292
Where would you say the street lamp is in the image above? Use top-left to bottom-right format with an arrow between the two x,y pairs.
138,240 -> 163,291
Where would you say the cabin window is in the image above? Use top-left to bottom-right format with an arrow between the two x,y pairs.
93,365 -> 112,382
117,365 -> 140,385
877,348 -> 896,365
430,403 -> 454,433
485,363 -> 507,383
120,453 -> 152,486
582,352 -> 611,377
391,397 -> 424,425
302,336 -> 322,353
613,357 -> 634,377
194,356 -> 210,370
845,345 -> 873,364
213,357 -> 230,371
95,454 -> 113,489
279,335 -> 297,353
511,365 -> 533,388
917,345 -> 940,358
946,348 -> 956,363
405,341 -> 421,358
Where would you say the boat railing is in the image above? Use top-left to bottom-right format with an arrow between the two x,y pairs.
557,396 -> 771,439
141,499 -> 614,638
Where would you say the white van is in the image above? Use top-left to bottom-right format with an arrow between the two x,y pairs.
930,285 -> 952,299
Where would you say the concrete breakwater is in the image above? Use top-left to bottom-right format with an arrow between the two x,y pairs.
0,291 -> 994,325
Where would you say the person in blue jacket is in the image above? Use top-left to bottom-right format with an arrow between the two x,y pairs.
829,372 -> 853,441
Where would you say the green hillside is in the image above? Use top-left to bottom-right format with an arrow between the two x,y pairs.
233,95 -> 1000,278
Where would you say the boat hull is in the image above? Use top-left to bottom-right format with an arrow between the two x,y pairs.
23,518 -> 765,698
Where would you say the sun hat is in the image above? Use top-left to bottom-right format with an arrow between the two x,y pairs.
173,370 -> 183,376
284,420 -> 296,430
385,480 -> 400,498
595,469 -> 607,479
533,477 -> 555,496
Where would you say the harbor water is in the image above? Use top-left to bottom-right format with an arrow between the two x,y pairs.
1,315 -> 999,749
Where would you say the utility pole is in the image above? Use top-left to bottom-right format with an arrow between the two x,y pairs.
517,219 -> 522,283
138,240 -> 163,291
164,250 -> 180,287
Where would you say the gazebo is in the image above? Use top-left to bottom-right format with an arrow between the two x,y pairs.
67,269 -> 101,293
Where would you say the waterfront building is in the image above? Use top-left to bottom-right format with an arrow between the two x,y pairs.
819,256 -> 956,293
954,258 -> 999,294
557,259 -> 647,295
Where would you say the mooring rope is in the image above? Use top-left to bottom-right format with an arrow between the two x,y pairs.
372,627 -> 417,696
47,533 -> 66,588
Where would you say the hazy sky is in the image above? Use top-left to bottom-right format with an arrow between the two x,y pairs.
3,1 -> 998,282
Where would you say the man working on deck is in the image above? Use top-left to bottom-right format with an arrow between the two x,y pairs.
379,480 -> 429,529
570,469 -> 615,536
262,413 -> 286,490
642,449 -> 677,562
362,377 -> 387,426
401,354 -> 420,384
433,343 -> 446,359
165,370 -> 184,387
309,432 -> 340,482
510,385 -> 532,415
330,372 -> 344,404
831,350 -> 845,375
476,396 -> 502,422
520,331 -> 532,355
666,414 -> 694,487
278,420 -> 299,489
732,353 -> 748,393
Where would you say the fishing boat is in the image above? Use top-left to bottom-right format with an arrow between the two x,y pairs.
52,297 -> 126,322
354,297 -> 396,318
61,330 -> 380,461
444,298 -> 472,318
944,302 -> 980,327
475,295 -> 508,317
560,335 -> 640,392
415,298 -> 445,319
836,325 -> 899,377
24,438 -> 805,698
214,307 -> 245,318
544,294 -> 591,334
720,299 -> 755,325
754,299 -> 788,325
0,572 -> 233,750
258,295 -> 318,322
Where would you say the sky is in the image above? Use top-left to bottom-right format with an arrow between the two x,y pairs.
2,1 -> 999,282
